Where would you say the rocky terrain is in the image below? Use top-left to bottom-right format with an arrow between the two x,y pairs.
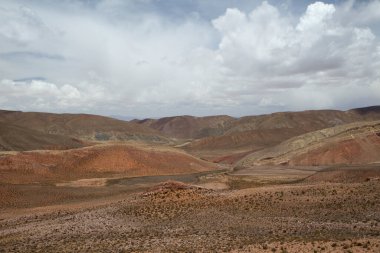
137,107 -> 380,153
1,167 -> 379,252
2,106 -> 380,153
239,121 -> 380,166
1,106 -> 380,252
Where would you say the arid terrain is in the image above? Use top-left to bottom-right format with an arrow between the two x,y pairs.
1,106 -> 380,252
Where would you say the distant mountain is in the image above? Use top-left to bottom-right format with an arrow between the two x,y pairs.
347,105 -> 380,116
133,106 -> 380,153
186,108 -> 380,151
109,115 -> 140,121
2,106 -> 380,154
133,115 -> 234,139
0,110 -> 168,145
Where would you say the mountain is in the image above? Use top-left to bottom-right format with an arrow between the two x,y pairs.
0,122 -> 84,151
238,120 -> 380,167
2,106 -> 380,154
347,105 -> 380,116
0,110 -> 168,143
174,107 -> 380,153
133,115 -> 234,139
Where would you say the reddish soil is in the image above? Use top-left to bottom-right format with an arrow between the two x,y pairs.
171,106 -> 380,158
291,133 -> 380,165
239,121 -> 380,167
304,166 -> 380,183
1,106 -> 380,252
211,151 -> 253,164
0,144 -> 217,184
187,128 -> 303,152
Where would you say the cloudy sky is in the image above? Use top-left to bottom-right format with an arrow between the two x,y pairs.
0,0 -> 379,118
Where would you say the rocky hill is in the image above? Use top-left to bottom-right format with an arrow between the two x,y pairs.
174,106 -> 380,152
0,110 -> 168,144
238,120 -> 380,166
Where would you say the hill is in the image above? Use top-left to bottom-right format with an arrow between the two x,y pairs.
133,115 -> 234,139
179,107 -> 380,153
0,122 -> 84,151
2,106 -> 380,154
0,144 -> 218,184
0,110 -> 167,143
238,120 -> 380,166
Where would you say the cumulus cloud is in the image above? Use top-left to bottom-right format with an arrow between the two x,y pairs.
210,1 -> 380,112
0,79 -> 110,112
0,0 -> 379,117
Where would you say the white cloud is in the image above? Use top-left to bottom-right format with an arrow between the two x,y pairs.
0,0 -> 379,117
0,79 -> 110,112
297,2 -> 335,33
0,6 -> 46,45
209,1 -> 380,112
342,0 -> 380,26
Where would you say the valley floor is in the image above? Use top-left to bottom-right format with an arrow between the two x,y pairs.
1,166 -> 380,252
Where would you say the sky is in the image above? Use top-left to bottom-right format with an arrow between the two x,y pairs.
0,0 -> 379,118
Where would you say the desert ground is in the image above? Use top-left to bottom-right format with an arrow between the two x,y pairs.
1,163 -> 380,252
1,107 -> 380,252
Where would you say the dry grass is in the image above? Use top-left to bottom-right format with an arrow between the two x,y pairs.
1,174 -> 379,252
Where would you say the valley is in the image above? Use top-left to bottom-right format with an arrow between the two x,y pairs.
0,106 -> 380,252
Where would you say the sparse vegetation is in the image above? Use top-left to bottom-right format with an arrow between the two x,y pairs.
1,108 -> 380,252
1,174 -> 380,252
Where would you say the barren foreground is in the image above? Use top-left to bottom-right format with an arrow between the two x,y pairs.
1,166 -> 379,252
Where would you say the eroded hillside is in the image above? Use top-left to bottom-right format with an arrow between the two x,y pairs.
239,121 -> 380,166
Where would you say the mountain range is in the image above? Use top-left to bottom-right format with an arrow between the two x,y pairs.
1,106 -> 380,167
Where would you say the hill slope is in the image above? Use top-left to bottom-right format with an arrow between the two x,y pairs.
0,110 -> 167,143
134,115 -> 234,139
0,144 -> 218,184
183,107 -> 380,152
238,121 -> 380,166
0,122 -> 84,151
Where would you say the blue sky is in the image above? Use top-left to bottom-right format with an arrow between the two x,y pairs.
0,0 -> 379,118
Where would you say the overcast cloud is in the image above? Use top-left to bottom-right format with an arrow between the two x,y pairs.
0,0 -> 379,118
